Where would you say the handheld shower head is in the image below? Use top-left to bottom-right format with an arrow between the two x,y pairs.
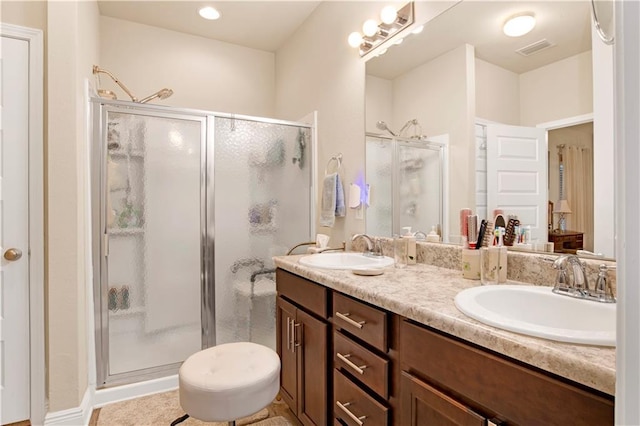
376,120 -> 397,136
92,65 -> 174,104
139,88 -> 174,104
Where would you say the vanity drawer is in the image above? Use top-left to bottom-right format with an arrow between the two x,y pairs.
333,292 -> 387,351
334,369 -> 389,426
276,269 -> 328,319
400,320 -> 614,425
334,330 -> 389,398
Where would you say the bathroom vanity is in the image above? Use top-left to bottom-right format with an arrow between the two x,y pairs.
274,256 -> 615,426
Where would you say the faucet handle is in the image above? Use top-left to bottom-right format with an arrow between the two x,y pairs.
593,264 -> 616,303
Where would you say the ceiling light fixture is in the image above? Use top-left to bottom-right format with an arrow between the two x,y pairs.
347,2 -> 414,57
199,6 -> 221,20
503,13 -> 536,37
380,5 -> 398,25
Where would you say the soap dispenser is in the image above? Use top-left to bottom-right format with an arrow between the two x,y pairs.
426,225 -> 440,243
402,226 -> 417,265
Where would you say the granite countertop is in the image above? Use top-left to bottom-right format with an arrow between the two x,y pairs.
273,254 -> 616,396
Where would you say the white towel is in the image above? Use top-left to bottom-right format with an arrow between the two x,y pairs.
335,173 -> 346,217
320,173 -> 338,227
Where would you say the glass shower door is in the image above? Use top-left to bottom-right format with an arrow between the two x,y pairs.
365,136 -> 393,237
100,107 -> 205,381
396,141 -> 443,235
213,117 -> 313,350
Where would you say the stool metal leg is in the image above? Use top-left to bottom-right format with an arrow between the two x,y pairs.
228,422 -> 236,426
170,414 -> 190,426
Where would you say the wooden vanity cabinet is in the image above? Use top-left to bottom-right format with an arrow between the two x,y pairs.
332,292 -> 399,426
400,320 -> 615,426
276,269 -> 614,426
276,269 -> 329,426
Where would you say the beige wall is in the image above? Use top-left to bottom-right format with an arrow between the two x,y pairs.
275,1 -> 382,244
365,75 -> 393,134
475,58 -> 520,125
391,45 -> 476,241
47,0 -> 99,411
520,50 -> 593,126
1,1 -> 47,30
100,16 -> 275,117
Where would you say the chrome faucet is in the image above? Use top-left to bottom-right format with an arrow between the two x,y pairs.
351,234 -> 383,257
552,254 -> 615,303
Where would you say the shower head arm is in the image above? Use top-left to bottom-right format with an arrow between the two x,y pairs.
93,65 -> 139,102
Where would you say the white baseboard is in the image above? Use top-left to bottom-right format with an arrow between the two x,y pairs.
44,387 -> 94,426
93,375 -> 178,409
42,375 -> 177,425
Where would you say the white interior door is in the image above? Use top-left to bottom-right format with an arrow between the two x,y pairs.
487,124 -> 548,243
0,35 -> 31,424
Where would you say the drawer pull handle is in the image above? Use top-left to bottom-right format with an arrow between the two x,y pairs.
336,401 -> 366,426
335,312 -> 366,329
336,352 -> 367,375
286,317 -> 291,351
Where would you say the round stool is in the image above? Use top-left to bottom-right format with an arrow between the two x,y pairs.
173,342 -> 280,426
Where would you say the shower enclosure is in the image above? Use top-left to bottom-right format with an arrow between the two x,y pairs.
365,134 -> 447,238
91,100 -> 314,387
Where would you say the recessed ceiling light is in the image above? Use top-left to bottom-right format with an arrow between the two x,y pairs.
199,6 -> 221,20
503,13 -> 536,37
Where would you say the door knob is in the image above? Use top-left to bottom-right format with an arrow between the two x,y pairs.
4,248 -> 23,261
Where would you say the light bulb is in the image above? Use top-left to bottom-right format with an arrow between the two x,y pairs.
363,19 -> 379,37
348,32 -> 363,48
503,14 -> 536,37
412,25 -> 424,35
394,38 -> 404,45
198,6 -> 221,20
380,6 -> 398,25
377,48 -> 388,56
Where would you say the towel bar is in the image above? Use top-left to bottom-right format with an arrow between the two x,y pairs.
325,153 -> 343,175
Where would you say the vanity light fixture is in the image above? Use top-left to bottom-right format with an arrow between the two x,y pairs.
199,6 -> 221,20
503,13 -> 536,37
347,2 -> 414,57
412,25 -> 424,35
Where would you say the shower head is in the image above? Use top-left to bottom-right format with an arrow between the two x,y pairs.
92,65 -> 174,104
139,88 -> 174,104
398,119 -> 419,135
376,120 -> 397,136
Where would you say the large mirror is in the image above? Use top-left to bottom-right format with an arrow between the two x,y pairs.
365,0 -> 615,259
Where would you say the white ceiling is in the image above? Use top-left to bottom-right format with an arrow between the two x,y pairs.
98,1 -> 593,77
97,0 -> 321,52
366,1 -> 593,79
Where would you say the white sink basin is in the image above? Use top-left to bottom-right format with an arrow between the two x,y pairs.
454,285 -> 616,347
298,252 -> 394,270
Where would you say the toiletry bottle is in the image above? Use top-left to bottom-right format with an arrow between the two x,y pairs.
426,225 -> 440,243
402,226 -> 417,265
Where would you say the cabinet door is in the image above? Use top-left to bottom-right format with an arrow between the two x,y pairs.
401,371 -> 486,426
297,308 -> 329,426
276,296 -> 298,412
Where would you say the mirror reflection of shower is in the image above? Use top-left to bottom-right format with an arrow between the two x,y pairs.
93,65 -> 174,104
377,119 -> 428,139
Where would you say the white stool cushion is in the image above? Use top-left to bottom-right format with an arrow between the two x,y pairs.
179,342 -> 280,422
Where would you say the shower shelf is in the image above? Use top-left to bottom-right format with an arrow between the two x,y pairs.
109,227 -> 144,236
109,306 -> 145,318
109,149 -> 144,158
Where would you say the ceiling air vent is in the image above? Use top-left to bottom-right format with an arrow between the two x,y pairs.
516,39 -> 555,56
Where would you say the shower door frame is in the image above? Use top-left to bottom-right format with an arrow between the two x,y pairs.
365,133 -> 448,238
91,100 -> 213,387
91,98 -> 316,388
